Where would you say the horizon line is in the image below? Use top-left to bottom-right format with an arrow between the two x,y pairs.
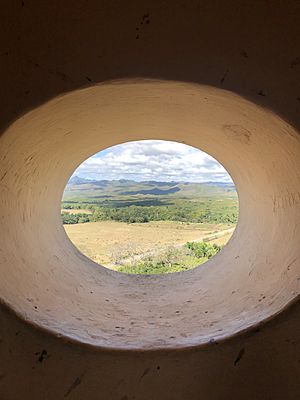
69,175 -> 234,184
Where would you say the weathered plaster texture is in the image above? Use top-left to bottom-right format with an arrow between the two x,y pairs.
0,1 -> 300,399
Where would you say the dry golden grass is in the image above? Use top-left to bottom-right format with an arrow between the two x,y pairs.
61,209 -> 92,214
64,221 -> 234,266
208,232 -> 233,246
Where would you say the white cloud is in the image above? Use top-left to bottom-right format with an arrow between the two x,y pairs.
73,140 -> 232,183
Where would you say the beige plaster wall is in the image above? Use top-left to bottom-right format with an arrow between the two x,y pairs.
0,1 -> 300,399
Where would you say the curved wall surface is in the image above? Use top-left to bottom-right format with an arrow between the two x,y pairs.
0,1 -> 300,399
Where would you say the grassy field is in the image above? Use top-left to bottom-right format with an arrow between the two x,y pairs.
61,208 -> 92,214
64,220 -> 233,268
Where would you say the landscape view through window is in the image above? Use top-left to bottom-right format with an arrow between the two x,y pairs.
61,140 -> 238,274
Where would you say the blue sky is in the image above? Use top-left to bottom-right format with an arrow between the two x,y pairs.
73,140 -> 232,183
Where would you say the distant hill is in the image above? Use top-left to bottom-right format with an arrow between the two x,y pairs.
63,176 -> 236,200
121,187 -> 181,196
68,176 -> 110,187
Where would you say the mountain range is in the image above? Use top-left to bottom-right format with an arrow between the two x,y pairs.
63,176 -> 237,200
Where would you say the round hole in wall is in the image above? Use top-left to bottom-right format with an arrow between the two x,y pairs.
61,140 -> 239,274
0,79 -> 299,350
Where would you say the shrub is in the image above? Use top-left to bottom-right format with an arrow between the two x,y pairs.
116,242 -> 222,275
185,241 -> 221,259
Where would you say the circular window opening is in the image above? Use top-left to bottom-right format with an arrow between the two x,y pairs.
61,140 -> 238,274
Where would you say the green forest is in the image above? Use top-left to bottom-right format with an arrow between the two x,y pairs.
62,197 -> 238,225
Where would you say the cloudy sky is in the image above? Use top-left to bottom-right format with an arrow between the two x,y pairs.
73,140 -> 232,183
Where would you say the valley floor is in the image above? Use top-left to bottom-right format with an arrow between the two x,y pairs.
64,220 -> 234,269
